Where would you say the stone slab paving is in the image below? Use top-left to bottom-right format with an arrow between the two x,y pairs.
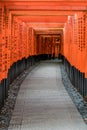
8,61 -> 87,130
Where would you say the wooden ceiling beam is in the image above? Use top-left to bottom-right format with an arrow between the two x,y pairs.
17,15 -> 67,23
10,10 -> 75,16
1,1 -> 87,7
1,1 -> 87,11
35,29 -> 63,35
7,6 -> 87,11
27,23 -> 64,28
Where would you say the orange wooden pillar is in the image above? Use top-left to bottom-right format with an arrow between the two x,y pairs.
71,14 -> 78,69
85,13 -> 87,78
63,23 -> 69,60
0,6 -> 3,82
67,16 -> 73,65
0,6 -> 8,81
26,25 -> 30,58
76,12 -> 86,73
35,35 -> 39,56
28,27 -> 34,56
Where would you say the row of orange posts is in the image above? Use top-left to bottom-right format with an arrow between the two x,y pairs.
0,6 -> 57,82
1,5 -> 87,82
63,12 -> 87,79
0,6 -> 35,81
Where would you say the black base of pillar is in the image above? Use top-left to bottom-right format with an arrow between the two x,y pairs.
63,56 -> 86,98
0,55 -> 41,109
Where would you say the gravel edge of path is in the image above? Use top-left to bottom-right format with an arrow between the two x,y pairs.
60,64 -> 87,124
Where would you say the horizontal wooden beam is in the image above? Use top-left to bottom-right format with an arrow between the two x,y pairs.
35,29 -> 63,35
1,1 -> 87,11
1,1 -> 87,6
5,5 -> 87,11
17,15 -> 67,23
27,23 -> 64,28
10,10 -> 75,16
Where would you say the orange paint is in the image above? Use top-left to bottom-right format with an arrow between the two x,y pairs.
1,0 -> 87,81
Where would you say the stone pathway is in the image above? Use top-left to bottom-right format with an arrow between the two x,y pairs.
8,61 -> 87,130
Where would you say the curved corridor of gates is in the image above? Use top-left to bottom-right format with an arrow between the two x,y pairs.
8,61 -> 87,130
0,0 -> 87,129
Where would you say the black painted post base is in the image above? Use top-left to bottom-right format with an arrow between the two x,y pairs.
63,56 -> 87,98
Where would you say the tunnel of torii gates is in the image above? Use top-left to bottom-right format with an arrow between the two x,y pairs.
1,0 -> 87,108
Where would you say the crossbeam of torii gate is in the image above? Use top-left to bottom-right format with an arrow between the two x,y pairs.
1,0 -> 87,30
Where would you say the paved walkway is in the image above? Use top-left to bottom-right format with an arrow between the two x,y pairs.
8,61 -> 87,130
